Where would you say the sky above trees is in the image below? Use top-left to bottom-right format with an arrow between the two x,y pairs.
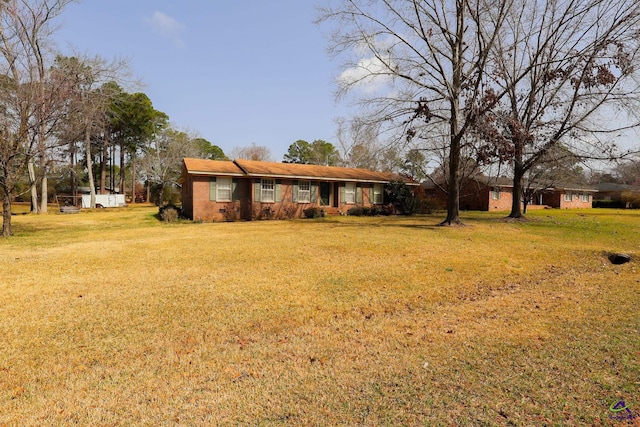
54,0 -> 349,160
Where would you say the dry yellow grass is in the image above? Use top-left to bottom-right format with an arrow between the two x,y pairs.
0,206 -> 638,425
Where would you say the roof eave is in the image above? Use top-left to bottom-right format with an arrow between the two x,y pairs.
188,170 -> 246,177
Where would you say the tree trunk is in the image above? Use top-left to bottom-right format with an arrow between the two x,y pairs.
70,143 -> 78,205
509,145 -> 524,218
120,144 -> 126,196
442,135 -> 462,225
40,173 -> 48,213
86,127 -> 96,209
440,0 -> 464,226
1,191 -> 12,237
130,154 -> 136,204
156,183 -> 164,206
39,153 -> 48,213
100,134 -> 108,195
27,160 -> 38,214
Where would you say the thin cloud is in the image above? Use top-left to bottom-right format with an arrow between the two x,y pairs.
147,11 -> 186,48
338,56 -> 394,94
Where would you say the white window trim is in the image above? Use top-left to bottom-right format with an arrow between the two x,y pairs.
216,177 -> 232,202
344,182 -> 356,204
491,188 -> 500,200
372,184 -> 383,204
261,179 -> 275,203
298,181 -> 310,203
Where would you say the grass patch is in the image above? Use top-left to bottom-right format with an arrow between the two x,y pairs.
0,207 -> 638,425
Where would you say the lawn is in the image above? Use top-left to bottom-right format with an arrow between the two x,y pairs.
0,206 -> 638,425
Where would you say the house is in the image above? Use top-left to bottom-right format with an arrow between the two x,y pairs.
592,182 -> 639,208
423,175 -> 596,211
541,183 -> 597,209
180,158 -> 415,221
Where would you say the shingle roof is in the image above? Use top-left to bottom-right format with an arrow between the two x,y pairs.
183,158 -> 246,176
592,182 -> 635,192
184,158 -> 415,184
421,174 -> 597,192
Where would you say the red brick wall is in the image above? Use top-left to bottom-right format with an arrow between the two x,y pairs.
541,191 -> 592,209
447,181 -> 514,211
486,187 -> 514,211
558,192 -> 593,209
184,176 -> 388,221
189,176 -> 242,221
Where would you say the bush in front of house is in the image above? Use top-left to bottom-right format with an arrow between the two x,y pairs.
415,195 -> 442,214
159,204 -> 180,222
303,207 -> 325,218
593,200 -> 625,209
346,206 -> 365,216
621,191 -> 640,209
347,205 -> 391,216
385,180 -> 418,215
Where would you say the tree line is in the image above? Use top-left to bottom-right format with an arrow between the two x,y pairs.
0,0 -> 226,236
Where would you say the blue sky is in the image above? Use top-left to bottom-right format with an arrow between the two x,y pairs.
54,1 -> 347,161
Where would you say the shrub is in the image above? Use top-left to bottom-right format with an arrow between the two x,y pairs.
303,207 -> 325,218
347,206 -> 364,216
159,205 -> 180,222
347,205 -> 390,216
282,205 -> 299,219
385,181 -> 418,215
222,205 -> 240,221
415,195 -> 442,214
257,206 -> 275,220
593,200 -> 625,209
621,191 -> 640,209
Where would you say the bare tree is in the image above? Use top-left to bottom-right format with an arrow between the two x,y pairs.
230,143 -> 273,162
473,0 -> 640,218
335,116 -> 383,169
0,0 -> 77,235
318,0 -> 514,224
138,127 -> 199,205
614,155 -> 640,185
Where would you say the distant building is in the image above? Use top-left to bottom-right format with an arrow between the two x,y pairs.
423,175 -> 596,211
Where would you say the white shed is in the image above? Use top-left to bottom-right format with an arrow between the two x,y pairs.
81,194 -> 126,208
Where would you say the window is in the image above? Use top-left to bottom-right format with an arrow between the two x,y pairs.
261,179 -> 275,202
298,181 -> 310,203
491,188 -> 501,200
580,193 -> 590,202
564,192 -> 572,201
372,184 -> 384,204
344,182 -> 356,204
216,177 -> 232,201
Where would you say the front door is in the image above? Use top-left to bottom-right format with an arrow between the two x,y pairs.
320,182 -> 331,206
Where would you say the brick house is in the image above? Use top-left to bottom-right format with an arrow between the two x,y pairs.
541,184 -> 596,209
423,176 -> 515,211
180,158 -> 414,221
423,176 -> 596,211
592,182 -> 639,207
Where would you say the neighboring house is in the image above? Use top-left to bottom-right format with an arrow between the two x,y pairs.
592,182 -> 638,207
542,183 -> 596,209
423,175 -> 596,211
180,158 -> 414,221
